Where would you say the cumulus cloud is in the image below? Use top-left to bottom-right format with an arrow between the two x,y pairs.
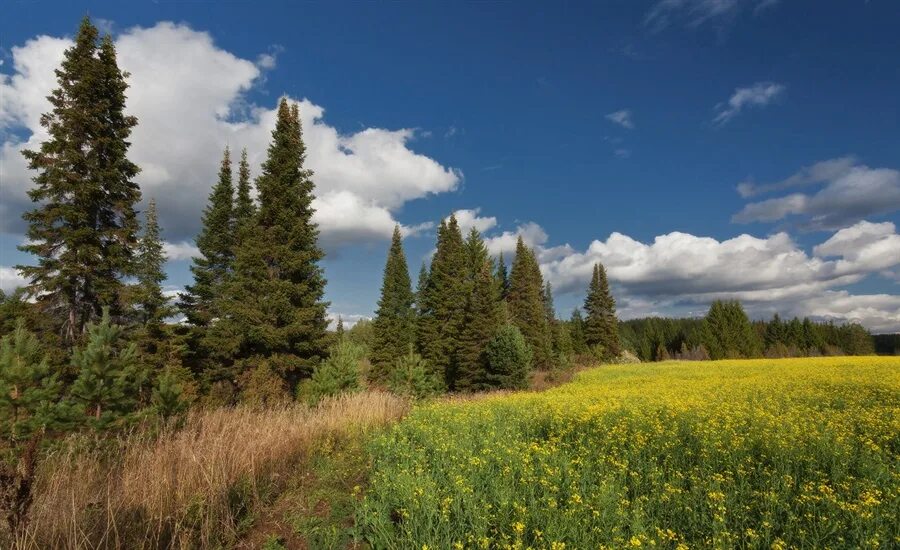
163,241 -> 201,261
645,0 -> 780,31
466,213 -> 900,332
0,22 -> 460,250
0,266 -> 28,294
713,81 -> 785,125
733,158 -> 900,230
449,209 -> 498,235
605,109 -> 634,130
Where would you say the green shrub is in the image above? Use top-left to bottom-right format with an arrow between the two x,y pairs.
307,340 -> 365,404
387,348 -> 442,399
238,360 -> 289,407
151,368 -> 188,419
482,325 -> 531,390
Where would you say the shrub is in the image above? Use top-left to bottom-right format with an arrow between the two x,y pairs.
308,341 -> 365,404
238,361 -> 289,407
482,325 -> 532,390
387,348 -> 442,399
151,368 -> 188,419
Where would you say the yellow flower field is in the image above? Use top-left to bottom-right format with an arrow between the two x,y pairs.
357,357 -> 900,549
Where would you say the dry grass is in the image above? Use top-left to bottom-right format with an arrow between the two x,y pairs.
14,391 -> 408,549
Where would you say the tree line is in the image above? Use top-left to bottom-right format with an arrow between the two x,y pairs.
621,301 -> 876,362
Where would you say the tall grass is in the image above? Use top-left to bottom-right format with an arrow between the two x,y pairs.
358,357 -> 900,548
14,391 -> 408,549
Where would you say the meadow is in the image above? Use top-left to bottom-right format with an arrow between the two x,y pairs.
357,357 -> 900,549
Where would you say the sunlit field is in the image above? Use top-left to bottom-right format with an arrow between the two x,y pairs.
357,357 -> 900,549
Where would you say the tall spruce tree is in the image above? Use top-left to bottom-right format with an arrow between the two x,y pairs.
234,148 -> 256,231
133,199 -> 172,328
210,99 -> 329,385
569,308 -> 588,355
416,215 -> 467,384
496,253 -> 510,300
701,300 -> 760,359
456,229 -> 502,391
18,18 -> 142,343
507,237 -> 552,368
179,147 -> 235,326
414,263 -> 429,314
583,262 -> 621,360
370,226 -> 416,380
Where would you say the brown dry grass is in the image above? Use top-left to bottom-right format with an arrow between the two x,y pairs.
13,391 -> 408,550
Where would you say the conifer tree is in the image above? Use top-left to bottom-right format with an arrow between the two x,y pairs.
69,310 -> 142,428
569,308 -> 587,355
210,99 -> 329,384
370,226 -> 416,379
701,300 -> 760,359
133,199 -> 172,328
233,148 -> 256,231
416,216 -> 468,383
18,18 -> 142,343
507,237 -> 552,368
456,229 -> 502,390
414,263 -> 429,314
0,322 -> 63,443
543,282 -> 556,323
336,317 -> 345,340
180,147 -> 235,326
496,253 -> 510,299
583,262 -> 622,360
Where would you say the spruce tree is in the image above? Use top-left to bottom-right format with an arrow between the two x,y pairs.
210,99 -> 330,385
180,147 -> 235,326
701,300 -> 759,359
234,148 -> 256,231
456,229 -> 502,391
569,308 -> 587,355
133,199 -> 172,328
414,263 -> 429,314
416,215 -> 468,384
0,322 -> 63,443
370,226 -> 416,380
69,310 -> 142,428
496,253 -> 510,300
18,18 -> 142,343
583,262 -> 622,360
507,237 -> 552,368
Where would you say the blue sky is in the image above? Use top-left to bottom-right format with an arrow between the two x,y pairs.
2,1 -> 899,331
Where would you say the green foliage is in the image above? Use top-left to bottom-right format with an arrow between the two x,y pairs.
370,226 -> 415,380
0,322 -> 64,444
69,310 -> 143,429
455,229 -> 503,391
18,18 -> 142,343
133,199 -> 173,327
416,215 -> 468,384
180,147 -> 235,327
507,237 -> 552,368
238,360 -> 290,406
495,253 -> 510,300
701,300 -> 761,359
308,341 -> 364,404
568,308 -> 587,355
583,262 -> 621,361
210,100 -> 330,385
345,318 -> 373,351
151,368 -> 188,419
387,348 -> 443,399
482,325 -> 532,390
234,148 -> 256,232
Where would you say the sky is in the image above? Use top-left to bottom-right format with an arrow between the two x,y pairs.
1,0 -> 899,332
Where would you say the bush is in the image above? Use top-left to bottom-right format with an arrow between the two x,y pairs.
307,341 -> 365,404
482,325 -> 532,390
387,348 -> 442,399
238,361 -> 290,407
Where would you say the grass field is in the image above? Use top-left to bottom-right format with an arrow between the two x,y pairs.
357,357 -> 900,549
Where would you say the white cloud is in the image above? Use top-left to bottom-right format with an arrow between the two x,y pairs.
733,158 -> 900,230
714,81 -> 785,125
450,209 -> 498,235
0,266 -> 27,294
162,241 -> 201,261
468,214 -> 900,332
0,22 -> 461,250
645,0 -> 780,31
605,109 -> 634,130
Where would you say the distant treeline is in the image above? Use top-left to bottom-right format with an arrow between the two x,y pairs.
620,304 -> 879,362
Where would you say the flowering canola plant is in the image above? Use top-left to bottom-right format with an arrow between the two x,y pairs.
357,357 -> 900,549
